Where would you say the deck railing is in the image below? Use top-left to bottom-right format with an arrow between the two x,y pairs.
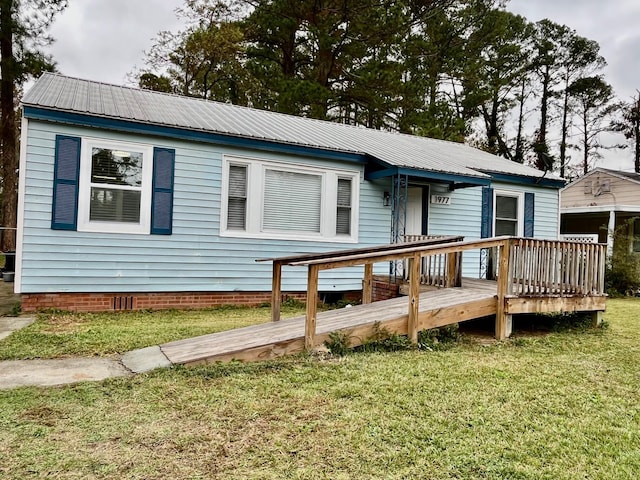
402,235 -> 462,287
262,237 -> 607,349
508,238 -> 606,296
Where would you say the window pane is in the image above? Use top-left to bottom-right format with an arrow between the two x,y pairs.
337,178 -> 352,235
495,219 -> 517,236
263,169 -> 321,232
496,195 -> 517,220
228,165 -> 247,230
91,148 -> 143,186
337,207 -> 351,235
90,187 -> 141,223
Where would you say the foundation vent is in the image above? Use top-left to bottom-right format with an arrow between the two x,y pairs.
113,296 -> 135,310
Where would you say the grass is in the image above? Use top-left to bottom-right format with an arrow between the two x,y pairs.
0,299 -> 639,478
0,303 -> 306,360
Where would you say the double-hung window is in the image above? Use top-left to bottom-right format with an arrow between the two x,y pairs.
493,190 -> 524,237
222,156 -> 359,242
77,139 -> 154,234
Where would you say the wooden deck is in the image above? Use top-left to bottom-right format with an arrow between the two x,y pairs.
161,237 -> 607,366
161,278 -> 498,366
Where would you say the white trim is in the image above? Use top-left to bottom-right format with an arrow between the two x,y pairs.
561,205 -> 640,214
493,189 -> 524,237
14,116 -> 29,294
220,155 -> 360,243
77,138 -> 154,234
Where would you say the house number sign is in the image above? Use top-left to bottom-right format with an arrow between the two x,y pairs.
430,194 -> 451,205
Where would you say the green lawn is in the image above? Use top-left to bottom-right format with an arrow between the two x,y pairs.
1,299 -> 639,478
0,304 -> 306,360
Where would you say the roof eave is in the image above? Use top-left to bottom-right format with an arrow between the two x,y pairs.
22,105 -> 369,165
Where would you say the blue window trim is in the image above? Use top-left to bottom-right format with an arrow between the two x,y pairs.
23,106 -> 368,165
51,135 -> 81,230
151,147 -> 175,235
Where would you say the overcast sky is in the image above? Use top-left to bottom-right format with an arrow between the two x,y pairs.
43,0 -> 639,171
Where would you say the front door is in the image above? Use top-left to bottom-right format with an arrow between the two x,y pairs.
406,186 -> 427,236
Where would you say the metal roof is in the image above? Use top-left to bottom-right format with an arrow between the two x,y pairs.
23,73 -> 561,183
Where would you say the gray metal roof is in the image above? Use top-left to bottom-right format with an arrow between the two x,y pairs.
23,73 -> 560,183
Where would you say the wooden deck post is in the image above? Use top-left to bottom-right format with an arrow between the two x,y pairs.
408,253 -> 421,344
591,310 -> 603,327
362,263 -> 373,304
446,252 -> 457,287
495,239 -> 512,341
271,260 -> 282,322
305,264 -> 319,350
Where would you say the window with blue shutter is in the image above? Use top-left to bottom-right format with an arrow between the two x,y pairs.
151,147 -> 175,235
51,135 -> 81,230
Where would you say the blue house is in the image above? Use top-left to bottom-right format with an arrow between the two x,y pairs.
17,73 -> 564,311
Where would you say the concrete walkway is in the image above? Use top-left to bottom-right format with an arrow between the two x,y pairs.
0,316 -> 172,390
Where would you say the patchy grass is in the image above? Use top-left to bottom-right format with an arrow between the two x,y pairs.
0,299 -> 639,478
0,304 -> 305,360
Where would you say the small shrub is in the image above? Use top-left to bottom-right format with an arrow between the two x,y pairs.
281,296 -> 306,309
418,324 -> 461,351
357,322 -> 413,353
604,219 -> 640,296
324,330 -> 352,356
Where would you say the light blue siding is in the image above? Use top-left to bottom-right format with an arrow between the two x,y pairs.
20,120 -> 391,294
427,181 -> 559,277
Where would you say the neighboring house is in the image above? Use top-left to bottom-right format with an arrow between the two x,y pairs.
17,73 -> 564,312
561,168 -> 640,256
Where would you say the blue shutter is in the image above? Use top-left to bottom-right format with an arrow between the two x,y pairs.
51,135 -> 81,230
481,187 -> 494,238
524,192 -> 535,237
151,147 -> 175,235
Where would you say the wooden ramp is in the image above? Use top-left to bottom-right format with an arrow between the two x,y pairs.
161,279 -> 497,366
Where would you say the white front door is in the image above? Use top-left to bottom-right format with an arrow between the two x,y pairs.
406,187 -> 426,236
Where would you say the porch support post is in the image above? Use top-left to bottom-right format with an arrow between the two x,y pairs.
446,252 -> 457,287
362,263 -> 373,304
591,310 -> 603,328
271,260 -> 282,322
305,264 -> 319,350
495,239 -> 512,340
607,209 -> 615,259
408,252 -> 421,344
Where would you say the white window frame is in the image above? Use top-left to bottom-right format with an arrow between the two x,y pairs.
220,155 -> 360,243
493,190 -> 524,237
77,138 -> 154,234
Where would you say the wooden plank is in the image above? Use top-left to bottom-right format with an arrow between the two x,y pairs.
256,235 -> 464,264
305,264 -> 319,349
505,295 -> 607,314
271,260 -> 282,321
417,297 -> 497,331
287,238 -> 510,269
408,253 -> 421,344
362,263 -> 373,304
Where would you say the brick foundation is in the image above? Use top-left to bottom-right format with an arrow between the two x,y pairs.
371,276 -> 401,302
20,290 -> 362,313
21,291 -> 308,313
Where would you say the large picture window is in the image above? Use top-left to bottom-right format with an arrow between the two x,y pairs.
77,139 -> 153,234
222,156 -> 359,242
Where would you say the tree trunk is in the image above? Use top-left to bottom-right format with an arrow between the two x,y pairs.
514,77 -> 526,163
559,81 -> 570,178
535,65 -> 550,170
0,0 -> 17,252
